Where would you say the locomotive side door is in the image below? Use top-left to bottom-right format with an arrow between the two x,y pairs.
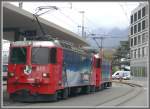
95,58 -> 101,88
56,48 -> 63,89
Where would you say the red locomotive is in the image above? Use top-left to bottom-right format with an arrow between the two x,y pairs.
7,39 -> 112,102
92,54 -> 112,91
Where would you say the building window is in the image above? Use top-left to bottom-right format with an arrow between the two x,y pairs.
138,48 -> 140,58
134,25 -> 137,34
142,7 -> 145,17
138,10 -> 141,19
145,33 -> 148,42
134,12 -> 137,22
138,22 -> 141,32
138,35 -> 141,44
131,38 -> 133,47
141,67 -> 146,77
142,20 -> 145,30
130,50 -> 133,59
134,49 -> 137,58
131,26 -> 133,35
133,67 -> 137,76
142,47 -> 146,57
131,15 -> 133,24
142,33 -> 146,43
134,37 -> 137,46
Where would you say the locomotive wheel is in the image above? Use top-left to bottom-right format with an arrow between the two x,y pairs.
107,82 -> 110,87
104,83 -> 107,89
81,86 -> 91,94
90,86 -> 96,93
95,86 -> 100,92
85,86 -> 91,94
109,82 -> 112,87
62,88 -> 69,99
100,84 -> 104,90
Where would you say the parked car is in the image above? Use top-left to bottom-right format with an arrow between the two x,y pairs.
112,71 -> 121,79
3,64 -> 8,81
112,71 -> 131,80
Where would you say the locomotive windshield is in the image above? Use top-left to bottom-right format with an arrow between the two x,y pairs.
32,47 -> 50,64
9,47 -> 27,64
96,58 -> 101,68
32,47 -> 57,64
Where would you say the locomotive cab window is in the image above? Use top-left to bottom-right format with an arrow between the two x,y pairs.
96,58 -> 101,68
9,47 -> 27,64
32,47 -> 50,64
50,48 -> 57,64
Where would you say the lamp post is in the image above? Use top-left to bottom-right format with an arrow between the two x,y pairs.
77,25 -> 81,35
79,11 -> 85,38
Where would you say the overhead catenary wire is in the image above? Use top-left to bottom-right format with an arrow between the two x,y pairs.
69,6 -> 100,31
58,8 -> 93,36
34,6 -> 81,35
35,5 -> 80,26
87,34 -> 127,50
58,9 -> 80,26
48,13 -> 77,31
33,14 -> 46,36
55,5 -> 99,36
34,4 -> 104,38
34,4 -> 129,41
67,5 -> 125,38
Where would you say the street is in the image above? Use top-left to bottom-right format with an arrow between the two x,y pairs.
2,78 -> 148,108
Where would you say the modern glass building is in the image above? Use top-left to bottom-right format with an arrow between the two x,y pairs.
129,3 -> 149,77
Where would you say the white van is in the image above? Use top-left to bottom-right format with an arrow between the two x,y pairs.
112,71 -> 131,80
122,71 -> 131,80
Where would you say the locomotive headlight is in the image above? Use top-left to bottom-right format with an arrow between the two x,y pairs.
9,72 -> 14,77
42,73 -> 49,78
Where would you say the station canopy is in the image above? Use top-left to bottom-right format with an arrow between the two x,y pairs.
3,3 -> 89,47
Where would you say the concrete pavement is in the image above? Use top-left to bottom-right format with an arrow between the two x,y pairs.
112,77 -> 148,107
2,77 -> 148,107
113,77 -> 148,87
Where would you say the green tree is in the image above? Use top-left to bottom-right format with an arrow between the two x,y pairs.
112,40 -> 130,70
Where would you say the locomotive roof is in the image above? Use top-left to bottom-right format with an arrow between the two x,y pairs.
11,41 -> 61,47
11,40 -> 92,56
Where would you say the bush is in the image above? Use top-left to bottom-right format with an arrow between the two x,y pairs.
112,66 -> 119,74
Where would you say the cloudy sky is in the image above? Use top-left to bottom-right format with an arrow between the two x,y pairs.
3,1 -> 143,50
8,1 -> 141,35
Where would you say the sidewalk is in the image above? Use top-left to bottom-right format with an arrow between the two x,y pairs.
112,77 -> 148,87
125,77 -> 148,87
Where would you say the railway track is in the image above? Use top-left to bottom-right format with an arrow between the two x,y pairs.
3,81 -> 144,107
96,81 -> 143,106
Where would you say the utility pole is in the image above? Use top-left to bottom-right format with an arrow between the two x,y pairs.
93,36 -> 105,58
88,34 -> 103,48
87,34 -> 123,58
77,25 -> 81,35
79,11 -> 85,38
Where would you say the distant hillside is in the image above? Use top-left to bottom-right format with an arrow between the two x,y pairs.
87,27 -> 129,49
